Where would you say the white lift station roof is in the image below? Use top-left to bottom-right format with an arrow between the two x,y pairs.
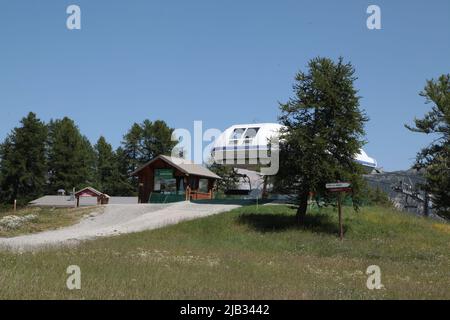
211,123 -> 377,170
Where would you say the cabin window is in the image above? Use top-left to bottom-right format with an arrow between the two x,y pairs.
199,179 -> 209,193
230,128 -> 246,144
229,127 -> 260,145
243,127 -> 260,144
154,169 -> 176,194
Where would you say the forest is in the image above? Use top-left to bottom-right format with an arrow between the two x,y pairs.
0,113 -> 177,204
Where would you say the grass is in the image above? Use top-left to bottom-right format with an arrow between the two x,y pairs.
0,204 -> 449,299
0,206 -> 99,238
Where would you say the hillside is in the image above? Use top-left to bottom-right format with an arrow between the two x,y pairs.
0,204 -> 449,299
364,169 -> 435,217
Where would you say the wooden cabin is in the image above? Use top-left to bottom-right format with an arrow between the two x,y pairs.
131,155 -> 221,203
75,187 -> 110,207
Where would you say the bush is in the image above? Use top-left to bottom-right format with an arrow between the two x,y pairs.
367,186 -> 392,207
0,214 -> 38,230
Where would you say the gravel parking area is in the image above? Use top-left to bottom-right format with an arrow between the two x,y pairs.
0,202 -> 240,251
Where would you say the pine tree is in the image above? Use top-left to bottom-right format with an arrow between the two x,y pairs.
406,74 -> 450,218
94,136 -> 116,194
121,120 -> 177,193
140,119 -> 177,162
47,117 -> 96,193
207,162 -> 239,192
0,112 -> 48,203
122,123 -> 143,174
275,57 -> 368,224
111,147 -> 136,196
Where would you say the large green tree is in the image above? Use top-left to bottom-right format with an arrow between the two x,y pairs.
122,123 -> 143,175
92,137 -> 135,196
121,120 -> 177,192
275,57 -> 368,223
111,147 -> 136,196
47,117 -> 96,193
406,74 -> 450,218
0,112 -> 48,203
140,119 -> 177,162
93,136 -> 116,194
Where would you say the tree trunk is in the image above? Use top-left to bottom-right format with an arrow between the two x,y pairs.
261,176 -> 268,199
297,190 -> 309,225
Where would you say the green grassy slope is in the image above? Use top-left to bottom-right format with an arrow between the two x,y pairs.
0,207 -> 98,238
0,205 -> 448,299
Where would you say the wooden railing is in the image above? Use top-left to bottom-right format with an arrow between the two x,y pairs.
186,187 -> 213,201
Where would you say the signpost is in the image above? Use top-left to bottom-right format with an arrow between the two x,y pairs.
326,182 -> 352,240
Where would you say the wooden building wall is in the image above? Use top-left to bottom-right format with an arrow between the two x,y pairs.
137,158 -> 185,203
136,158 -> 217,203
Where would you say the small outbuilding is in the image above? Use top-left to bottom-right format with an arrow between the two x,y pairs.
75,187 -> 110,207
131,155 -> 221,203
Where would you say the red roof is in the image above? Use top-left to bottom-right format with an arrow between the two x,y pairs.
75,187 -> 110,198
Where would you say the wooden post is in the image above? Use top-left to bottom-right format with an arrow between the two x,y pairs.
338,193 -> 344,240
326,183 -> 351,240
186,186 -> 190,201
14,199 -> 17,212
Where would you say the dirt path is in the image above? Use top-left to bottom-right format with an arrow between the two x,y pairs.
0,202 -> 240,252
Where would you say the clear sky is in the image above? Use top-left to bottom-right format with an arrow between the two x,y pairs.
0,0 -> 449,171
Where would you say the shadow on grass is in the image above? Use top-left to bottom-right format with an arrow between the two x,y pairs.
237,212 -> 343,235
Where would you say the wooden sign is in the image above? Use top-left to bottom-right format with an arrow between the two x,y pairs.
326,182 -> 352,193
326,182 -> 352,240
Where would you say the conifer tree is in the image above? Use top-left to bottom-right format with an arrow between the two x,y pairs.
122,123 -> 143,174
140,119 -> 177,162
0,112 -> 48,203
121,120 -> 177,193
111,147 -> 136,196
94,136 -> 116,194
47,117 -> 96,193
275,57 -> 368,224
406,74 -> 450,218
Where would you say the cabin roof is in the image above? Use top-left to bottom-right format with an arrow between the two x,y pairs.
75,186 -> 110,198
131,155 -> 221,180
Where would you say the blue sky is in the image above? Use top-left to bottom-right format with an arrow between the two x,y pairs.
0,0 -> 449,171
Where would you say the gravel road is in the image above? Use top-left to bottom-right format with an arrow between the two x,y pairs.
0,202 -> 240,252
